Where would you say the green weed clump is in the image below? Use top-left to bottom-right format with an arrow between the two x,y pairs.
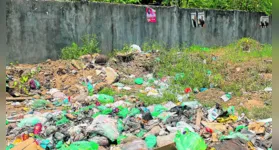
137,92 -> 177,105
98,87 -> 116,96
61,34 -> 100,60
155,49 -> 211,89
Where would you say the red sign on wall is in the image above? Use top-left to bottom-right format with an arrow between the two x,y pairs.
146,8 -> 156,23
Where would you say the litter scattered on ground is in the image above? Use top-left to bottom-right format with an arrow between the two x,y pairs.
6,48 -> 272,150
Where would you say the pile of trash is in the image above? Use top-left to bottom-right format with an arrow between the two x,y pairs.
6,45 -> 272,150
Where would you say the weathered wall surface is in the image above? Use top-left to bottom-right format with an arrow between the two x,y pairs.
6,1 -> 272,64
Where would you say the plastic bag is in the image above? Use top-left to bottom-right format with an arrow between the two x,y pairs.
6,144 -> 14,150
200,88 -> 208,92
87,82 -> 94,96
158,112 -> 171,123
219,131 -> 249,141
145,134 -> 157,149
29,79 -> 40,89
59,141 -> 98,150
40,139 -> 50,149
32,99 -> 49,109
98,94 -> 114,104
117,135 -> 127,144
18,117 -> 40,128
136,129 -> 147,138
86,115 -> 119,141
227,106 -> 235,115
175,129 -> 207,150
118,107 -> 129,118
56,141 -> 63,149
134,78 -> 144,85
117,119 -> 124,133
217,115 -> 238,123
129,108 -> 140,116
181,101 -> 201,109
175,73 -> 185,80
56,116 -> 70,126
101,108 -> 113,115
235,125 -> 248,132
151,105 -> 167,117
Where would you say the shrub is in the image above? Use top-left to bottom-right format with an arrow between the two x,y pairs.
61,34 -> 100,60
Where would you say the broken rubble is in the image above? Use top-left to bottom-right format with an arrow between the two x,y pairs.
156,132 -> 176,147
105,67 -> 119,85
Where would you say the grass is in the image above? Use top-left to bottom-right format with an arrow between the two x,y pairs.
248,106 -> 272,120
61,34 -> 100,60
137,91 -> 178,105
58,37 -> 271,119
98,87 -> 116,96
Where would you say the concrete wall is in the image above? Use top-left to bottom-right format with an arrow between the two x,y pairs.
6,0 -> 272,64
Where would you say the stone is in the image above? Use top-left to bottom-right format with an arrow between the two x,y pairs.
236,67 -> 241,72
95,54 -> 109,65
156,132 -> 176,147
105,67 -> 119,84
89,136 -> 109,146
120,139 -> 147,150
71,60 -> 85,70
146,125 -> 161,136
158,129 -> 168,136
98,146 -> 107,150
33,95 -> 40,99
79,54 -> 93,63
96,70 -> 102,76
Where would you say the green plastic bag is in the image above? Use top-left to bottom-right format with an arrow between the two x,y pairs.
174,128 -> 207,150
134,78 -> 144,85
56,141 -> 63,149
235,125 -> 248,132
6,120 -> 9,125
92,112 -> 101,118
151,105 -> 167,117
117,119 -> 124,133
117,135 -> 128,144
145,134 -> 157,149
98,94 -> 114,104
129,108 -> 140,116
18,117 -> 40,128
118,107 -> 129,118
87,83 -> 94,96
136,129 -> 147,138
32,99 -> 49,109
6,144 -> 14,150
175,73 -> 185,80
59,141 -> 98,150
101,108 -> 113,115
227,106 -> 235,115
219,131 -> 249,141
158,112 -> 171,123
56,116 -> 70,126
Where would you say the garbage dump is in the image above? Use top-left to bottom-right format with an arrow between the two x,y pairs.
6,47 -> 272,150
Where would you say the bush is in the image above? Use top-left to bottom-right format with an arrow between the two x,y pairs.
61,34 -> 100,60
